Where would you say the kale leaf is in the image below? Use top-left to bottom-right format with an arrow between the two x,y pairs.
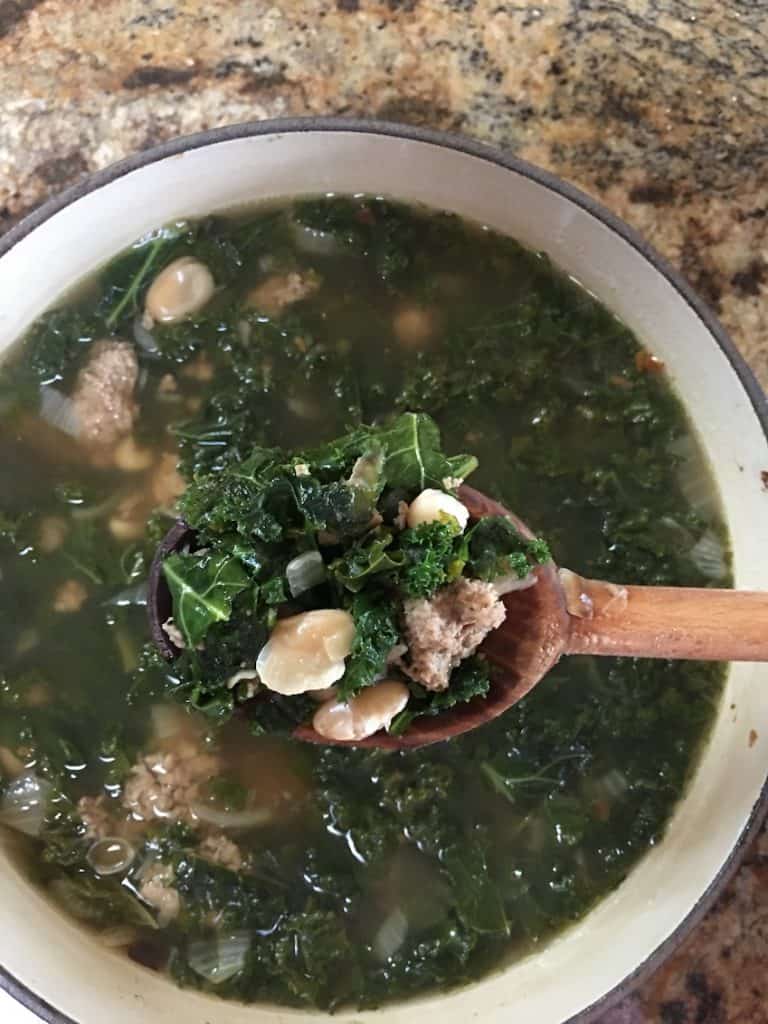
375,412 -> 477,491
440,840 -> 509,936
466,515 -> 550,581
178,446 -> 287,542
272,910 -> 361,1009
163,551 -> 250,648
14,308 -> 100,385
389,657 -> 491,735
398,520 -> 464,598
292,196 -> 415,283
337,592 -> 400,701
328,530 -> 403,593
180,448 -> 373,547
48,872 -> 157,928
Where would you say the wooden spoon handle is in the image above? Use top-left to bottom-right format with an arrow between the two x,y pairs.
563,572 -> 768,661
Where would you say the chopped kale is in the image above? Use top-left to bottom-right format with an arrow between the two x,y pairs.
398,520 -> 463,598
328,530 -> 403,592
390,657 -> 492,735
13,308 -> 100,385
374,412 -> 477,492
337,592 -> 400,702
48,872 -> 157,928
163,551 -> 250,649
466,515 -> 551,582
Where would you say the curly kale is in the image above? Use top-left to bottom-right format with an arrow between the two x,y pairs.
336,592 -> 400,702
13,308 -> 101,385
390,657 -> 492,735
398,520 -> 464,598
466,516 -> 551,581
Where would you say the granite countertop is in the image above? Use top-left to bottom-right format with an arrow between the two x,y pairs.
0,1 -> 767,1021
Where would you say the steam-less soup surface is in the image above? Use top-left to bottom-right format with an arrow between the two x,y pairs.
0,198 -> 728,1010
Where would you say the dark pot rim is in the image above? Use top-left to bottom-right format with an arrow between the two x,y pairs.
1,116 -> 766,1024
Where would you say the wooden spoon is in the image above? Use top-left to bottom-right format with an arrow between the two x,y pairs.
148,485 -> 768,750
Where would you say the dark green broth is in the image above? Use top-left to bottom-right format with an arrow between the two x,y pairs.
0,197 -> 728,1009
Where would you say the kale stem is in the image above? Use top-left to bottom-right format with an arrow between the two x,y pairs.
105,235 -> 167,329
480,752 -> 587,805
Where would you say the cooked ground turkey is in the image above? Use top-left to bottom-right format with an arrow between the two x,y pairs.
77,794 -> 114,840
198,833 -> 243,872
72,339 -> 138,445
138,862 -> 180,926
402,577 -> 506,691
122,743 -> 220,825
245,270 -> 320,316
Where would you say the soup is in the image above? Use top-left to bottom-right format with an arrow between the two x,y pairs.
0,197 -> 728,1010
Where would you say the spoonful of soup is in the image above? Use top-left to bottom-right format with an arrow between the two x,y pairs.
148,414 -> 768,750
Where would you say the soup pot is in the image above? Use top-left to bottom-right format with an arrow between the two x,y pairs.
1,119 -> 767,1024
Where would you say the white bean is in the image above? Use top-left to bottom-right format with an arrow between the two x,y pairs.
406,488 -> 469,531
392,305 -> 435,348
113,435 -> 153,472
256,610 -> 355,696
152,452 -> 186,509
145,257 -> 215,324
38,516 -> 68,553
312,680 -> 410,742
53,579 -> 88,613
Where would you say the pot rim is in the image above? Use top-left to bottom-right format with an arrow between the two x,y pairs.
1,115 -> 766,1024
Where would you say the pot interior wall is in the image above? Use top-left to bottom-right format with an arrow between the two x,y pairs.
1,127 -> 767,1024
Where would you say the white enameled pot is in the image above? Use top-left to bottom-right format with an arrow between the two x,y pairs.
1,119 -> 767,1024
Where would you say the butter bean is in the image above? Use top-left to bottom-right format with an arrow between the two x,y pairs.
256,610 -> 355,695
406,488 -> 469,531
312,680 -> 410,742
145,257 -> 215,324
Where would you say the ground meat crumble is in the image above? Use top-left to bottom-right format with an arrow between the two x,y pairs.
122,743 -> 220,825
401,577 -> 506,691
138,862 -> 181,926
71,339 -> 139,445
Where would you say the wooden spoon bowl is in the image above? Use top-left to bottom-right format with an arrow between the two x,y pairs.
295,487 -> 570,748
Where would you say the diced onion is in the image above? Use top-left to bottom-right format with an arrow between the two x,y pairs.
287,394 -> 322,420
373,907 -> 408,962
87,837 -> 136,876
668,435 -> 719,518
70,492 -> 121,522
132,314 -> 160,354
188,930 -> 251,985
493,571 -> 538,596
690,530 -> 728,580
150,703 -> 188,740
189,802 -> 274,830
39,388 -> 80,438
289,218 -> 341,256
99,925 -> 138,948
286,551 -> 326,597
226,668 -> 259,690
236,319 -> 251,345
104,581 -> 149,607
598,769 -> 629,799
0,772 -> 52,836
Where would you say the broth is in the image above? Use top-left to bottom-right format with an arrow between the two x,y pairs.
0,197 -> 728,1009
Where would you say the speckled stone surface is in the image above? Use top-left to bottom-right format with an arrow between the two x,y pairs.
0,2 -> 767,1021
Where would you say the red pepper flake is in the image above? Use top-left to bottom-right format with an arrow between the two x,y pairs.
749,729 -> 758,748
635,351 -> 666,374
761,471 -> 768,491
